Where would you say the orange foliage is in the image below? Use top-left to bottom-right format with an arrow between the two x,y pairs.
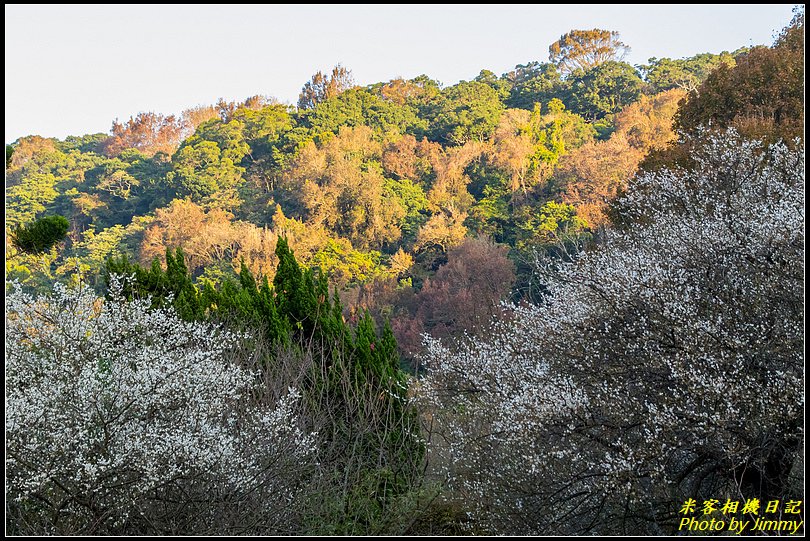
382,134 -> 441,183
180,105 -> 219,138
285,126 -> 405,249
140,199 -> 278,279
427,141 -> 485,213
102,112 -> 183,158
614,89 -> 686,152
413,210 -> 468,254
553,134 -> 643,228
379,78 -> 435,105
7,136 -> 59,172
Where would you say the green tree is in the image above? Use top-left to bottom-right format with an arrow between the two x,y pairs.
641,52 -> 736,93
188,116 -> 250,161
566,61 -> 643,121
427,81 -> 505,145
299,88 -> 427,143
474,69 -> 512,101
126,151 -> 175,215
56,133 -> 108,153
383,175 -> 430,242
480,101 -> 594,210
514,200 -> 588,251
234,103 -> 293,161
5,172 -> 60,228
168,140 -> 246,201
5,136 -> 70,228
105,238 -> 423,532
11,215 -> 70,254
167,115 -> 248,205
505,61 -> 565,110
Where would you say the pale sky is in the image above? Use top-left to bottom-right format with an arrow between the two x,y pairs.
4,4 -> 796,143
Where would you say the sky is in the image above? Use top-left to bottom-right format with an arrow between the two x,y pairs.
4,4 -> 797,143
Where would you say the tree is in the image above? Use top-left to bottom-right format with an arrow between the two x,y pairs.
427,81 -> 505,145
140,198 -> 242,273
269,206 -> 388,288
180,104 -> 220,138
5,172 -> 60,228
613,89 -> 686,152
299,87 -> 427,142
101,112 -> 183,157
6,135 -> 60,172
641,52 -> 736,93
641,12 -> 803,174
377,75 -> 441,107
104,239 -> 425,532
95,159 -> 139,200
10,214 -> 70,254
5,137 -> 71,228
168,140 -> 246,203
298,64 -> 355,110
283,126 -> 406,250
474,69 -> 511,100
234,103 -> 293,158
549,29 -> 630,76
566,61 -> 644,121
382,134 -> 441,187
6,278 -> 314,535
393,237 -> 515,359
675,11 -> 804,142
513,200 -> 588,252
413,210 -> 468,254
553,133 -> 644,227
488,102 -> 595,197
424,140 -> 486,214
419,131 -> 804,534
505,61 -> 565,110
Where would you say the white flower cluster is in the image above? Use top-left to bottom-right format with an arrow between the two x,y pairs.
418,131 -> 804,534
6,276 -> 315,533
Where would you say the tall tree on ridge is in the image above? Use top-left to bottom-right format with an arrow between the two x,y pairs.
298,64 -> 355,110
549,29 -> 630,76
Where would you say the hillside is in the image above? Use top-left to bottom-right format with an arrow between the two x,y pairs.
5,10 -> 805,536
5,32 -> 756,357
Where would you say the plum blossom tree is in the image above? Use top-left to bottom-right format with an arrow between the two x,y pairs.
6,277 -> 315,535
418,130 -> 804,534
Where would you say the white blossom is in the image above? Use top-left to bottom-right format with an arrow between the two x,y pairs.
6,276 -> 315,534
418,131 -> 804,534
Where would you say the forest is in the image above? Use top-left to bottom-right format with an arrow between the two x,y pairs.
5,10 -> 805,535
